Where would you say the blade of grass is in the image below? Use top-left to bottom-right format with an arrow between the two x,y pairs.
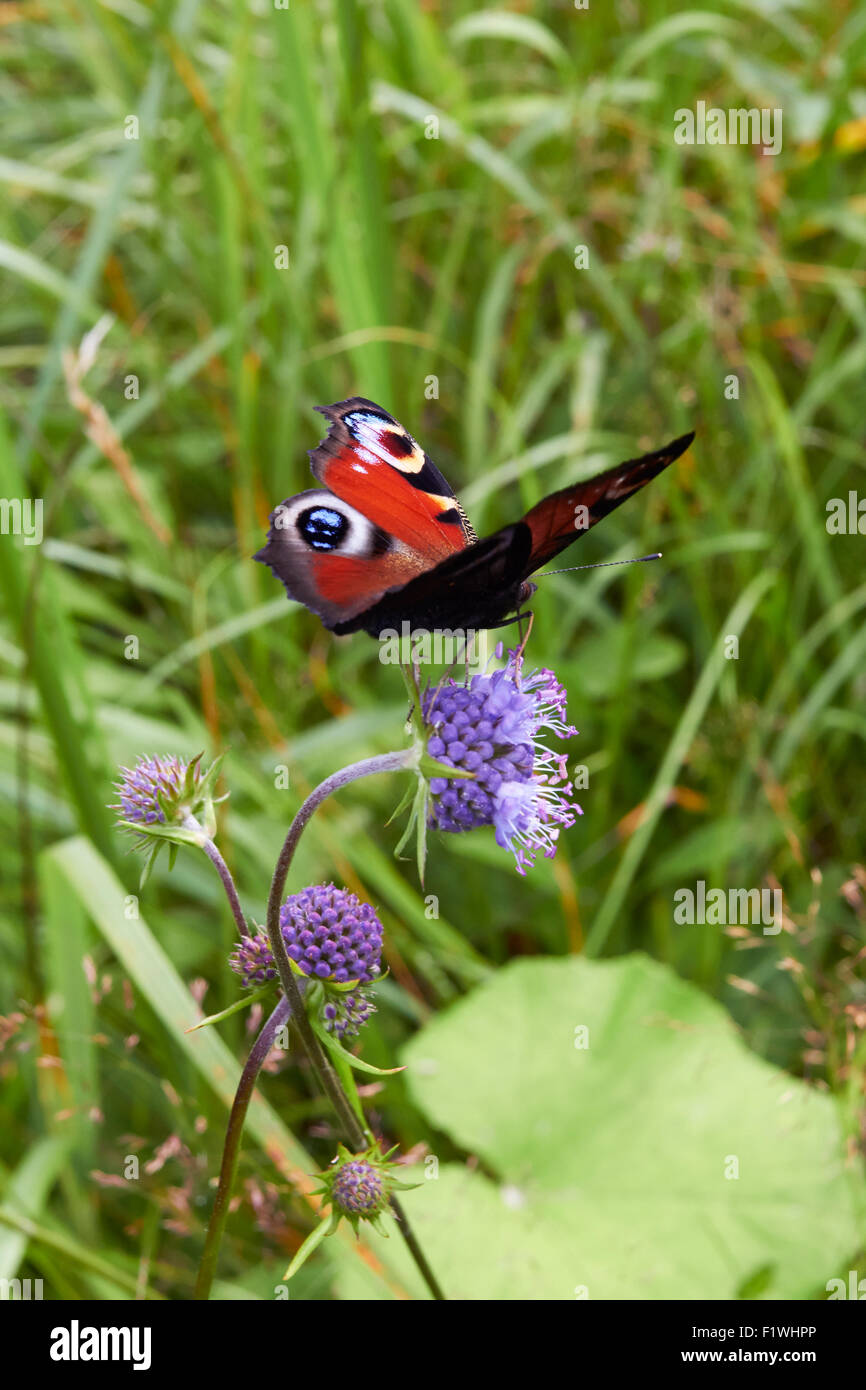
585,569 -> 778,956
42,834 -> 412,1297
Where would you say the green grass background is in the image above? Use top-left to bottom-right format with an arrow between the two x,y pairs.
0,0 -> 864,1298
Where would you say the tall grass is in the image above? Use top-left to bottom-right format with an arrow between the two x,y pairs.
0,0 -> 863,1298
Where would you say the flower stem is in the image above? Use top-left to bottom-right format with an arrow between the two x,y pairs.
203,838 -> 251,937
184,814 -> 250,938
264,754 -> 410,1146
194,995 -> 291,1300
263,749 -> 445,1300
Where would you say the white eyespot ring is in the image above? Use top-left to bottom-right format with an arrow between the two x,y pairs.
272,491 -> 385,557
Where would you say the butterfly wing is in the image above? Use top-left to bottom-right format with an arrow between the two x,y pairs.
254,400 -> 476,629
254,488 -> 436,629
256,409 -> 694,636
310,398 -> 475,561
519,431 -> 695,573
336,430 -> 694,633
333,526 -> 531,636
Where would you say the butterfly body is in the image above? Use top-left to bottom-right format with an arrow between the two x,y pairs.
255,398 -> 693,636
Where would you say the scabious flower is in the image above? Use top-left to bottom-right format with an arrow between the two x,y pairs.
332,1157 -> 385,1217
229,884 -> 382,1038
279,884 -> 383,984
284,1141 -> 421,1278
111,753 -> 222,855
113,754 -> 196,828
231,884 -> 382,985
421,648 -> 581,874
313,1143 -> 417,1239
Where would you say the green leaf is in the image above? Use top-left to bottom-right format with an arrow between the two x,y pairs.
0,1137 -> 70,1279
449,11 -> 572,71
185,984 -> 275,1033
417,754 -> 475,782
119,819 -> 205,847
313,1013 -> 406,1079
285,1212 -> 338,1281
363,955 -> 863,1300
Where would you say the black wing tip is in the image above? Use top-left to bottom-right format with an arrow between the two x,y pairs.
314,396 -> 385,420
668,430 -> 696,458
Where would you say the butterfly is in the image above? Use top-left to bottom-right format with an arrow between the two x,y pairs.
254,397 -> 694,637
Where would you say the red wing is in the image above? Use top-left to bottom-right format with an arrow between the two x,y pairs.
520,432 -> 694,574
332,527 -> 531,636
309,398 -> 475,564
253,488 -> 433,630
310,551 -> 424,610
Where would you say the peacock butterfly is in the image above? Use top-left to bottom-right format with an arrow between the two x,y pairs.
254,397 -> 694,636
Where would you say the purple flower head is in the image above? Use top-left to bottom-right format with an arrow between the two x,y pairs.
323,990 -> 376,1041
113,754 -> 192,828
230,884 -> 383,989
332,1159 -> 385,1217
421,648 -> 582,874
311,1142 -> 419,1237
111,753 -> 222,856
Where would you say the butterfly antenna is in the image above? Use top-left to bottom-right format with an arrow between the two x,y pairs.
538,551 -> 663,577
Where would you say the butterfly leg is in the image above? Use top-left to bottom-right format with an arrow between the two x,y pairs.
434,629 -> 475,689
404,654 -> 422,724
484,609 -> 534,639
515,609 -> 535,662
484,607 -> 533,633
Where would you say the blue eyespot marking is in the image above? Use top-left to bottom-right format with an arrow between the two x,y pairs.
297,506 -> 349,551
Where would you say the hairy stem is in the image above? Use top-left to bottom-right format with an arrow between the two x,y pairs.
201,836 -> 250,937
264,753 -> 413,1144
183,813 -> 250,938
263,749 -> 445,1300
194,995 -> 292,1300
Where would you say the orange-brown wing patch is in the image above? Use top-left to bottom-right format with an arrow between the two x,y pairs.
310,399 -> 474,562
522,433 -> 694,573
310,549 -> 423,611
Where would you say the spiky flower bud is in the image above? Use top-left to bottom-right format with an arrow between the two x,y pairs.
284,1142 -> 420,1280
113,754 -> 200,830
332,1158 -> 385,1217
322,990 -> 376,1041
111,753 -> 225,874
317,1143 -> 417,1234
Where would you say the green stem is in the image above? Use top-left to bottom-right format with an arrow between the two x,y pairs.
183,814 -> 250,939
194,995 -> 291,1300
263,752 -> 412,1145
263,749 -> 446,1300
